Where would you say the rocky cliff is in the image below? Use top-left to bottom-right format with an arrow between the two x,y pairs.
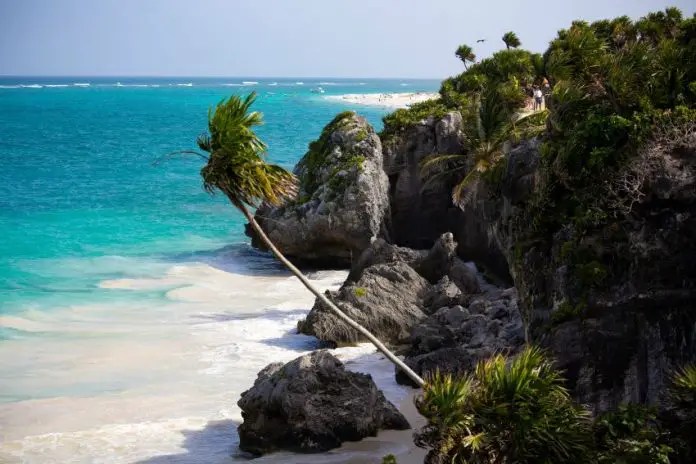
382,111 -> 512,281
456,120 -> 696,412
249,108 -> 696,413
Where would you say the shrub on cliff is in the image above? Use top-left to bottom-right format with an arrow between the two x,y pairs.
414,346 -> 592,463
594,405 -> 672,464
666,365 -> 696,463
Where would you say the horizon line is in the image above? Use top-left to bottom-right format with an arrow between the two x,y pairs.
0,74 -> 445,80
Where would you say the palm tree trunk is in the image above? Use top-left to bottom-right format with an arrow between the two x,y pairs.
239,203 -> 425,388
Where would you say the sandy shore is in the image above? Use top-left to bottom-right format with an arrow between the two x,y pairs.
312,391 -> 427,464
324,92 -> 439,109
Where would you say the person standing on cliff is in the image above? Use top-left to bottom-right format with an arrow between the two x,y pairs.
533,86 -> 543,111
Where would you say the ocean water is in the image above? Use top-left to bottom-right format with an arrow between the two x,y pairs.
0,77 -> 439,463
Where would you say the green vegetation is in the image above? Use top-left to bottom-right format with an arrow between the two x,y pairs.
353,287 -> 367,298
381,7 -> 696,233
296,111 -> 357,197
667,365 -> 696,461
526,8 -> 696,237
380,99 -> 449,141
415,346 -> 592,463
594,405 -> 672,464
381,454 -> 397,464
416,348 -> 696,463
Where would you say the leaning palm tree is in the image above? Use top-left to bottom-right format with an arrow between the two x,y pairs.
455,44 -> 477,70
421,87 -> 544,208
502,31 -> 522,49
170,92 -> 425,387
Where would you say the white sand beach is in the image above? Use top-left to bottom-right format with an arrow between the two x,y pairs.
324,92 -> 439,109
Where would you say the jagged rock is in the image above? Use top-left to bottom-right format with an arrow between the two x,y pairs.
346,237 -> 427,283
297,262 -> 430,345
237,350 -> 409,455
413,232 -> 458,283
397,288 -> 524,387
423,276 -> 463,314
449,258 -> 482,294
382,112 -> 464,249
247,112 -> 389,266
509,123 -> 696,413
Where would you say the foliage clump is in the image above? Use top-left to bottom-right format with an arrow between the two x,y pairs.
380,99 -> 450,141
523,8 -> 696,239
415,346 -> 592,463
416,348 -> 696,463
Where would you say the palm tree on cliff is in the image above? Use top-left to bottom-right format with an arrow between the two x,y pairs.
502,31 -> 521,49
170,92 -> 425,387
455,44 -> 476,70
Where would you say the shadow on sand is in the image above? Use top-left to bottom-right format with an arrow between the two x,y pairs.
189,308 -> 310,324
136,419 -> 243,464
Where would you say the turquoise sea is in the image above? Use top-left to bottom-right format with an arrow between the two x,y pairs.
0,77 -> 439,462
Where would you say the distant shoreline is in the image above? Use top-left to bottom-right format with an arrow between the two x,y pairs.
324,92 -> 439,109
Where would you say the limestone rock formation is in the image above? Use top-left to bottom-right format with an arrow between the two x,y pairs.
237,350 -> 409,455
247,111 -> 389,266
397,287 -> 525,387
297,261 -> 430,345
382,112 -> 465,250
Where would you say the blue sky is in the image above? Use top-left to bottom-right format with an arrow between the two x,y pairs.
1,0 -> 694,78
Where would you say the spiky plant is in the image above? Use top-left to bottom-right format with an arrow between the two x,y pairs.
168,93 -> 425,387
415,346 -> 592,463
667,364 -> 696,462
502,31 -> 522,49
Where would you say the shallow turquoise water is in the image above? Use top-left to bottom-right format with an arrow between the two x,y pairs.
0,77 -> 438,323
0,77 -> 440,461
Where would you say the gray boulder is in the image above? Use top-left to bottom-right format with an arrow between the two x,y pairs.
297,261 -> 430,345
247,112 -> 390,266
237,350 -> 409,455
423,276 -> 463,314
346,237 -> 427,283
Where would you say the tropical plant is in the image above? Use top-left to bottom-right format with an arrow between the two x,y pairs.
502,31 -> 521,49
455,44 -> 476,70
169,92 -> 425,387
666,364 -> 696,462
594,404 -> 672,464
414,346 -> 592,463
420,87 -> 545,208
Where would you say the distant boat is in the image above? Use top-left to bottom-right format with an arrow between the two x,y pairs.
310,86 -> 325,94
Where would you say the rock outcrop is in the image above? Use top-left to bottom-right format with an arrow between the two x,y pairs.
382,110 -> 513,281
454,122 -> 696,412
397,287 -> 525,386
297,233 -> 482,346
297,261 -> 430,345
382,112 -> 465,250
237,350 -> 409,455
514,124 -> 696,413
247,112 -> 390,266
